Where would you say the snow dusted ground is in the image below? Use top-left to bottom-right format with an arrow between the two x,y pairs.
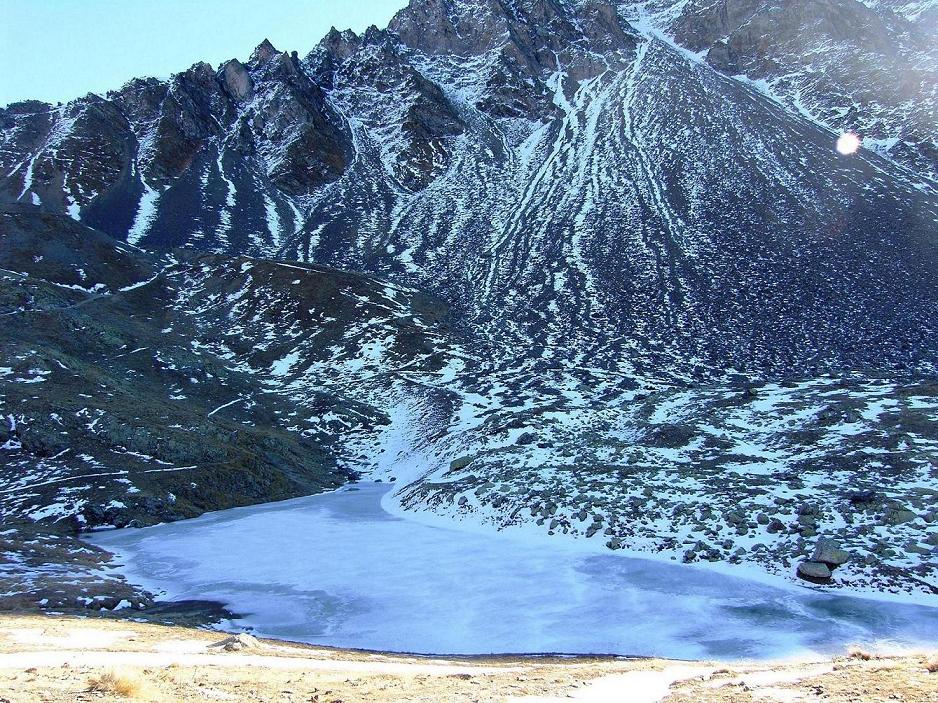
3,207 -> 935,628
89,482 -> 938,659
384,375 -> 938,602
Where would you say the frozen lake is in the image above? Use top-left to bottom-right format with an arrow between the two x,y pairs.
89,483 -> 938,659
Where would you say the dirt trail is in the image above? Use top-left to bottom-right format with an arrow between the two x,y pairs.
0,615 -> 934,702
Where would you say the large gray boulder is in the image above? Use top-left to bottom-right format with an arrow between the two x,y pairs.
210,633 -> 265,651
797,560 -> 832,582
812,538 -> 850,568
450,456 -> 475,471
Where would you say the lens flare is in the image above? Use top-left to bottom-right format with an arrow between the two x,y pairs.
836,132 -> 861,155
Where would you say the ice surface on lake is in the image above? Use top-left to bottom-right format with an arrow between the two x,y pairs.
89,484 -> 938,659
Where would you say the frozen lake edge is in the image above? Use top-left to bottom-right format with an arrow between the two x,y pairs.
88,483 -> 938,660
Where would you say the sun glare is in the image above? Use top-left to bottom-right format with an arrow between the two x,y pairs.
836,132 -> 861,155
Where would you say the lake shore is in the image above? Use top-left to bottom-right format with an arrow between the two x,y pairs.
1,614 -> 936,702
86,483 -> 938,660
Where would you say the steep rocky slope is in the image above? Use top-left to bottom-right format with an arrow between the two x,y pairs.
0,205 -> 463,609
1,0 -> 936,382
625,0 -> 938,181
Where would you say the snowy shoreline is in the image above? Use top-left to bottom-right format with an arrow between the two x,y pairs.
88,481 -> 938,660
362,390 -> 938,610
84,469 -> 938,618
380,484 -> 938,611
369,376 -> 938,608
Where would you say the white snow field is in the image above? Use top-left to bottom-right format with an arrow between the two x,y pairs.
89,483 -> 938,660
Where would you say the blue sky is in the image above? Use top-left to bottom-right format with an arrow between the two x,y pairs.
0,0 -> 408,106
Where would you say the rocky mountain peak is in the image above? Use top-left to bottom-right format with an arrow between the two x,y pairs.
638,0 -> 937,180
388,0 -> 521,56
362,24 -> 391,46
0,0 -> 934,376
318,27 -> 363,60
388,0 -> 633,85
250,38 -> 281,65
1,99 -> 50,114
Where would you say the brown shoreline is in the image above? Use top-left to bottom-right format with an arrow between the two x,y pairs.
0,613 -> 935,702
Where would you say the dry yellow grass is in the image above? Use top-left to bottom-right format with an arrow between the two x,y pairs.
847,646 -> 874,661
0,616 -> 935,703
86,670 -> 147,698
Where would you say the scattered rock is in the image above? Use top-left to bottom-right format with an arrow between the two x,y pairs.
812,538 -> 850,568
796,560 -> 832,583
848,490 -> 878,505
647,423 -> 696,449
449,456 -> 474,471
766,518 -> 785,534
210,633 -> 265,652
885,508 -> 917,525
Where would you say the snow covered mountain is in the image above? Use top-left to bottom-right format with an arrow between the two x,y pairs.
1,0 -> 937,608
2,0 -> 936,381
